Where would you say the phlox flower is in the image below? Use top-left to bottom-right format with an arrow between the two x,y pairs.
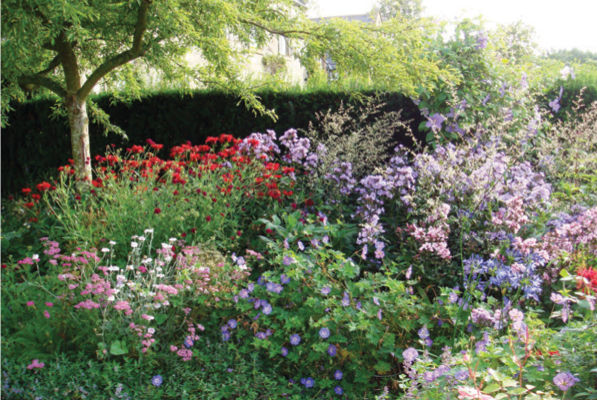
26,359 -> 45,370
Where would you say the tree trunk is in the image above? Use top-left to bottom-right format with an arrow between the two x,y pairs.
66,96 -> 92,184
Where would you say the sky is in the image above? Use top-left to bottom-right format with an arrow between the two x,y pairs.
307,0 -> 597,53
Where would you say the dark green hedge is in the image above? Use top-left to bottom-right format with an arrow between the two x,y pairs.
1,90 -> 423,197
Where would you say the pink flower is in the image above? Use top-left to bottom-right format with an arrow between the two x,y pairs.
43,310 -> 51,319
74,299 -> 101,310
26,359 -> 45,370
141,314 -> 154,321
45,302 -> 54,307
26,301 -> 35,307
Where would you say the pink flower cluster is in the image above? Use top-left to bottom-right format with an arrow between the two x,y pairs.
406,203 -> 452,260
491,196 -> 529,234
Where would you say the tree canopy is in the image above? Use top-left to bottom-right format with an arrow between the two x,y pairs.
1,0 -> 449,183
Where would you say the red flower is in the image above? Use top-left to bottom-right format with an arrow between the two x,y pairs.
22,188 -> 32,195
190,228 -> 197,234
36,181 -> 51,192
127,145 -> 144,154
31,194 -> 41,201
577,267 -> 597,293
24,202 -> 34,209
205,216 -> 212,222
1,264 -> 7,269
154,208 -> 161,214
92,178 -> 103,188
305,198 -> 314,207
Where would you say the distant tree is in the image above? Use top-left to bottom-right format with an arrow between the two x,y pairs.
544,49 -> 597,64
376,0 -> 423,21
2,0 -> 446,185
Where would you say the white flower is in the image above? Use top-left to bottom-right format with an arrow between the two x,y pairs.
126,265 -> 134,271
156,267 -> 163,273
161,243 -> 170,249
101,248 -> 110,253
168,238 -> 177,243
131,242 -> 138,248
148,328 -> 156,335
164,256 -> 172,262
138,236 -> 146,242
108,266 -> 120,272
116,275 -> 126,282
32,254 -> 39,261
156,274 -> 165,278
107,295 -> 115,302
144,228 -> 154,235
109,240 -> 116,246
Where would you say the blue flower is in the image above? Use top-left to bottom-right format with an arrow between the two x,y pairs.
280,274 -> 290,284
417,326 -> 429,340
426,113 -> 446,133
281,347 -> 288,357
227,319 -> 237,329
304,377 -> 314,388
262,302 -> 273,315
222,331 -> 231,342
334,370 -> 343,380
553,371 -> 579,391
151,375 -> 163,387
327,344 -> 337,357
319,327 -> 330,339
290,334 -> 301,346
334,386 -> 344,395
321,286 -> 331,295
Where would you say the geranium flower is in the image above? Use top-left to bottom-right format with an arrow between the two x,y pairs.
151,375 -> 163,387
553,372 -> 579,391
290,334 -> 301,346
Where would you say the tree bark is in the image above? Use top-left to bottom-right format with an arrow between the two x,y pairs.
66,96 -> 92,184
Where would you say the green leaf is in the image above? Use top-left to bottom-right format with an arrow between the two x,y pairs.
109,340 -> 128,356
484,383 -> 502,393
373,361 -> 391,374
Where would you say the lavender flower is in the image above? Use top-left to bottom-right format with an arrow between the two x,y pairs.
402,347 -> 419,363
553,372 -> 579,391
280,274 -> 290,284
319,327 -> 330,339
281,347 -> 288,357
227,319 -> 237,329
151,375 -> 163,387
426,113 -> 446,133
334,386 -> 344,395
327,344 -> 337,357
303,377 -> 315,388
290,334 -> 301,346
334,370 -> 343,380
321,286 -> 331,295
341,292 -> 350,307
283,255 -> 295,266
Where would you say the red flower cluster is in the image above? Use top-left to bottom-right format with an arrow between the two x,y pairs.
577,267 -> 597,294
20,133 -> 297,223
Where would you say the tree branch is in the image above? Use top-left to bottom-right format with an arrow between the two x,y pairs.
239,18 -> 313,37
18,74 -> 67,98
77,0 -> 151,99
39,55 -> 62,75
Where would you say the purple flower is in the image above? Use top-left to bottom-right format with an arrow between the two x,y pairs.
297,241 -> 305,251
183,337 -> 194,348
327,344 -> 337,357
290,334 -> 301,346
426,113 -> 446,133
334,386 -> 344,395
222,331 -> 231,341
281,347 -> 289,357
151,375 -> 163,387
283,255 -> 295,266
373,297 -> 380,306
377,309 -> 383,320
304,377 -> 315,388
553,372 -> 579,391
417,326 -> 429,340
549,97 -> 561,113
402,347 -> 418,363
476,31 -> 488,49
227,319 -> 237,329
341,292 -> 350,307
262,303 -> 273,315
334,370 -> 343,380
319,327 -> 330,339
239,289 -> 249,298
280,274 -> 290,284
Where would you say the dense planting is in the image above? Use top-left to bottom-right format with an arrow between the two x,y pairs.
2,17 -> 597,399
